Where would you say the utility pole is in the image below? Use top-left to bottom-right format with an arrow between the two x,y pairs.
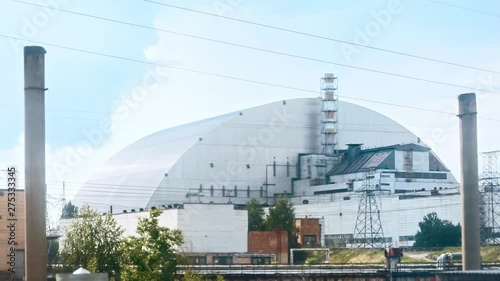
458,93 -> 481,270
24,46 -> 48,280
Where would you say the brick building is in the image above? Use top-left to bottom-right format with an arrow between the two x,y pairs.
295,218 -> 321,247
248,231 -> 288,264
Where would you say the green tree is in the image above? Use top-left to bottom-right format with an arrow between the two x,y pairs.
47,240 -> 59,263
246,198 -> 265,231
60,201 -> 79,219
414,212 -> 461,247
60,205 -> 124,280
121,209 -> 183,281
266,195 -> 299,248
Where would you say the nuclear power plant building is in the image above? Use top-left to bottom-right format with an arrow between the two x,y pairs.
75,80 -> 461,247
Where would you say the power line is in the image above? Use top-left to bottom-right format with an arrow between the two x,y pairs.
7,181 -> 464,214
11,1 -> 500,94
142,0 -> 500,74
2,34 -> 500,124
2,34 -> 319,90
426,0 -> 500,19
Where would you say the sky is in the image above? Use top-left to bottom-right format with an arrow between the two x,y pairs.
0,0 -> 499,224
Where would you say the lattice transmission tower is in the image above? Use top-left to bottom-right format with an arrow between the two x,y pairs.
353,168 -> 385,248
479,150 -> 500,245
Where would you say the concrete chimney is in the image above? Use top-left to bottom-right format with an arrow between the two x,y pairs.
24,46 -> 48,280
458,93 -> 481,270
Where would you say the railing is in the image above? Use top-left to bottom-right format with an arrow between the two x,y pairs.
177,262 -> 500,276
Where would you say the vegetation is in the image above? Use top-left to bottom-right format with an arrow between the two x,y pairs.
60,200 -> 78,219
414,212 -> 461,247
183,271 -> 225,281
121,209 -> 184,281
302,250 -> 329,265
267,196 -> 300,248
426,246 -> 500,262
58,206 -> 219,280
246,195 -> 299,249
47,240 -> 59,264
246,198 -> 265,231
329,249 -> 385,264
59,205 -> 124,280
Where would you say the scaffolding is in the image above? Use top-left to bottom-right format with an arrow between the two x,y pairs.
479,150 -> 500,245
320,73 -> 338,156
353,168 -> 386,248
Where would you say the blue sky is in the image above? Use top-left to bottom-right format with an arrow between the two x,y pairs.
1,0 -> 499,221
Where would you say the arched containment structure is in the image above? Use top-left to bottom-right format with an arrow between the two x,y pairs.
74,98 -> 456,213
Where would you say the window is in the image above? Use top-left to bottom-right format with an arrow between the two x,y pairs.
188,256 -> 207,265
303,235 -> 317,248
213,256 -> 232,265
351,237 -> 392,244
399,235 -> 415,242
247,186 -> 250,198
395,172 -> 447,180
324,234 -> 353,247
251,257 -> 271,265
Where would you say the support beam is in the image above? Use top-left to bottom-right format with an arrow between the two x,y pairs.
24,46 -> 47,280
458,93 -> 481,270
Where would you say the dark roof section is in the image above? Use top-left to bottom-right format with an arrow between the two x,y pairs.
362,143 -> 430,153
328,143 -> 430,176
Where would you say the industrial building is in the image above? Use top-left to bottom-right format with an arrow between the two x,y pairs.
115,203 -> 248,254
74,74 -> 461,248
60,203 -> 299,265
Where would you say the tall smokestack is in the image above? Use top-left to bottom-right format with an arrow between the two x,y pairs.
458,93 -> 481,270
24,46 -> 48,279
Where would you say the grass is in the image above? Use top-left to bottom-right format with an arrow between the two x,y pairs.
424,246 -> 500,263
329,249 -> 385,264
481,246 -> 500,262
426,247 -> 461,261
329,246 -> 500,264
400,256 -> 429,264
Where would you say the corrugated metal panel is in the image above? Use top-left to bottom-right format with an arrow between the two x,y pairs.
361,151 -> 392,170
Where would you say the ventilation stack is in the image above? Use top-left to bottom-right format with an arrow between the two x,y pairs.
24,46 -> 48,280
320,73 -> 338,156
458,93 -> 481,270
